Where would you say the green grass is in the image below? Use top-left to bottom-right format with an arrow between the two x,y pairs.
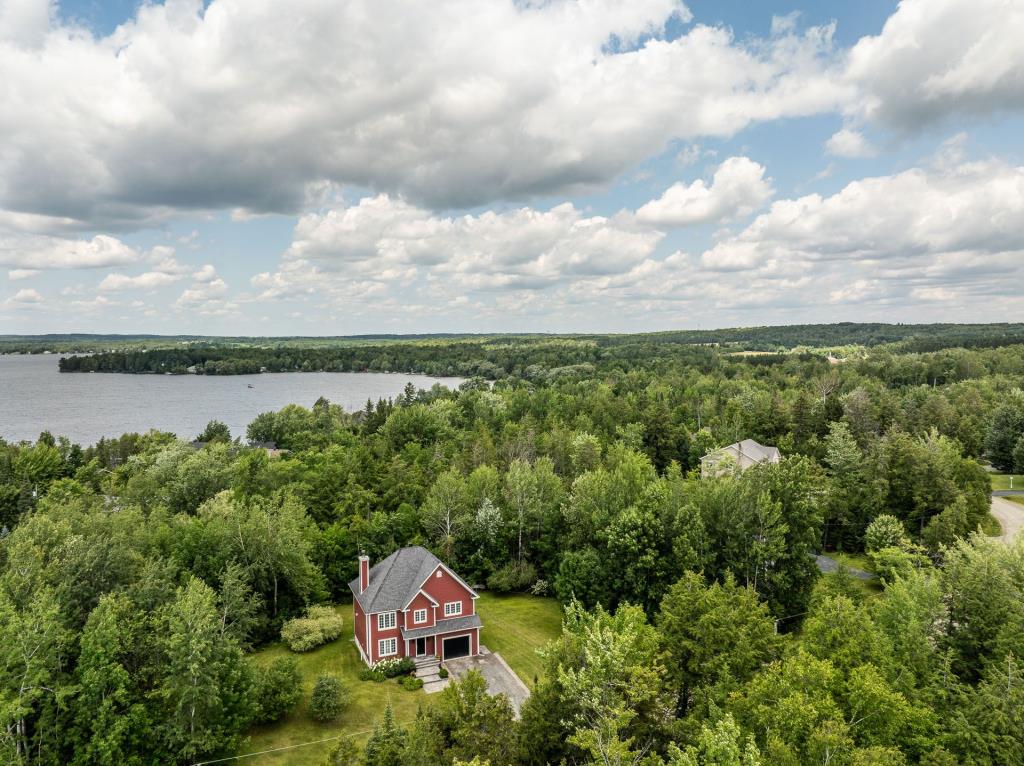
827,551 -> 875,574
990,473 -> 1022,491
239,605 -> 428,766
476,592 -> 564,686
1006,496 -> 1024,507
239,595 -> 562,766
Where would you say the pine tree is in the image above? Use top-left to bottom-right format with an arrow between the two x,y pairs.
365,703 -> 406,766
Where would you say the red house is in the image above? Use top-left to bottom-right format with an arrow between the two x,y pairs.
349,546 -> 482,665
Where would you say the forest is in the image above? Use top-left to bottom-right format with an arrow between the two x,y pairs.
38,321 -> 1024,377
2,330 -> 1024,765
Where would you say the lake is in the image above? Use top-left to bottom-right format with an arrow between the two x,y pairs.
0,354 -> 465,446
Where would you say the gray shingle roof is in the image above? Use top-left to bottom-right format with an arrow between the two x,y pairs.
401,613 -> 482,639
703,438 -> 780,463
733,438 -> 780,461
349,546 -> 474,614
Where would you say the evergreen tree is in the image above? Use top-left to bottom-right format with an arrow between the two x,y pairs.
365,704 -> 406,766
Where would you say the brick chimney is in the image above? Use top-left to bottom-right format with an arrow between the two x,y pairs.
358,555 -> 370,593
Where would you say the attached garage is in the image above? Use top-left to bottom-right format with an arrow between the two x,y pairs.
442,634 -> 471,660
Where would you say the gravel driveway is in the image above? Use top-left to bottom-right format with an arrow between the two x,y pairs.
991,495 -> 1024,543
444,648 -> 531,716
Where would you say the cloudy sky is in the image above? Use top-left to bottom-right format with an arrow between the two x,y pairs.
1,0 -> 1022,334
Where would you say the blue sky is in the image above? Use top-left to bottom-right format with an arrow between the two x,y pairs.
1,0 -> 1022,334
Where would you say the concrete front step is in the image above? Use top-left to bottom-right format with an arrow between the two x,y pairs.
414,663 -> 441,679
422,677 -> 450,694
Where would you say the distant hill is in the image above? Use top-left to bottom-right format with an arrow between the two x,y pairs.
4,322 -> 1024,355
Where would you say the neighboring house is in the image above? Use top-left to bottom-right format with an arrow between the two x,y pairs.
349,546 -> 482,666
701,438 -> 781,478
249,440 -> 286,458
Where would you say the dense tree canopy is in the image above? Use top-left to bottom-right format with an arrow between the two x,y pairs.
2,328 -> 1023,764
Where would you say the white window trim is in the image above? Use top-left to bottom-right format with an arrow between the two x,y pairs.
444,601 -> 462,617
413,608 -> 427,624
378,637 -> 397,657
377,611 -> 396,630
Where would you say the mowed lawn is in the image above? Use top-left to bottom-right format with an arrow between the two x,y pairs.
239,594 -> 561,766
988,473 -> 1022,519
476,592 -> 564,685
991,473 -> 1023,491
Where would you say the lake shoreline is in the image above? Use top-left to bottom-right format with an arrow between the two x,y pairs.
0,354 -> 464,446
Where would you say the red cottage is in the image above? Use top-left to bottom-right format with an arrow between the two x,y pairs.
349,546 -> 482,665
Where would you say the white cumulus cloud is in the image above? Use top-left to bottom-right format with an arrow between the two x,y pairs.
699,157 -> 1024,312
0,232 -> 139,269
7,268 -> 40,280
277,194 -> 664,293
843,0 -> 1024,130
192,264 -> 217,282
0,0 -> 844,225
825,128 -> 875,158
98,271 -> 183,291
635,157 -> 773,227
4,287 -> 44,306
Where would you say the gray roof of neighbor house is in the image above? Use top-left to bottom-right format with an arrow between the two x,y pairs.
703,438 -> 780,462
349,546 -> 476,614
401,613 -> 483,639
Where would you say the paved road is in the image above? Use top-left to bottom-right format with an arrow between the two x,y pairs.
992,489 -> 1024,497
991,495 -> 1024,543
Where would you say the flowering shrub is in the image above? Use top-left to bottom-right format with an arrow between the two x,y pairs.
374,657 -> 415,678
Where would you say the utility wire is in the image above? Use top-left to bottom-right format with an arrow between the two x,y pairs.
190,727 -> 374,766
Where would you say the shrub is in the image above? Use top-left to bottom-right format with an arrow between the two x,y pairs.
529,578 -> 550,596
281,606 -> 344,652
253,656 -> 303,723
359,667 -> 387,682
359,657 -> 414,682
398,675 -> 424,691
438,667 -> 449,679
310,674 -> 349,722
377,657 -> 415,678
487,560 -> 537,593
864,515 -> 910,553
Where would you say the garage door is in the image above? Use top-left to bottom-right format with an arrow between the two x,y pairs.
442,635 -> 470,660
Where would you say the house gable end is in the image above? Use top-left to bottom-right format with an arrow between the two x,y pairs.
417,563 -> 478,603
402,587 -> 439,612
422,564 -> 476,618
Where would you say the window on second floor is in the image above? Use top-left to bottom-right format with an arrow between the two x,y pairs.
444,601 -> 462,617
413,608 -> 427,624
377,611 -> 396,630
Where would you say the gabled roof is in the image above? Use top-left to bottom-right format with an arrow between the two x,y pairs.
349,546 -> 476,614
703,438 -> 780,462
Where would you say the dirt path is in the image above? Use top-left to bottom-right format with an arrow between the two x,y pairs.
990,496 -> 1024,543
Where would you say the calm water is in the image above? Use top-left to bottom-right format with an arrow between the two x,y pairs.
0,354 -> 464,445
